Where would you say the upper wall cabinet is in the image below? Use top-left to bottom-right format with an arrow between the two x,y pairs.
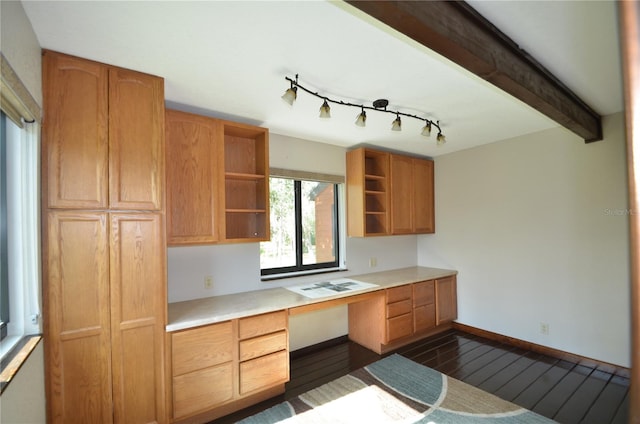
166,110 -> 223,245
390,155 -> 435,234
43,51 -> 164,210
346,148 -> 391,237
165,110 -> 270,245
347,147 -> 434,237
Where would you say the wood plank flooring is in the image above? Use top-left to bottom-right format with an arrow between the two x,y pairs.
211,329 -> 629,423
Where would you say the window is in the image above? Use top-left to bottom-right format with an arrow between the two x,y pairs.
261,175 -> 341,276
0,113 -> 8,341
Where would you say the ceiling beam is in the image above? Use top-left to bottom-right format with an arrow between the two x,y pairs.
346,0 -> 603,142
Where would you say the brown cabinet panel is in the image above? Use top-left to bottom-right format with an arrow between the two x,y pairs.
390,154 -> 413,234
45,211 -> 112,423
173,363 -> 234,419
413,280 -> 435,306
239,310 -> 287,340
239,330 -> 288,362
43,52 -> 109,209
239,350 -> 289,395
386,285 -> 412,303
386,313 -> 413,342
165,110 -> 223,244
436,276 -> 458,325
109,213 -> 166,423
386,299 -> 412,318
413,158 -> 435,233
414,304 -> 436,333
109,69 -> 164,210
172,322 -> 234,376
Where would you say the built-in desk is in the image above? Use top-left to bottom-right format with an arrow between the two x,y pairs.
167,266 -> 457,331
165,266 -> 457,424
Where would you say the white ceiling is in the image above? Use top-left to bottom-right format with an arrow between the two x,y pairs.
22,0 -> 623,157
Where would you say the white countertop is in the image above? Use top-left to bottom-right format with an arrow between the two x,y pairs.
166,266 -> 457,332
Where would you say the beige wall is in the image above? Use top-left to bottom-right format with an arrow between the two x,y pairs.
0,342 -> 46,423
418,112 -> 630,367
1,0 -> 42,106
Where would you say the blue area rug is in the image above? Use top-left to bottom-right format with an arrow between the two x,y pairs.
239,354 -> 556,423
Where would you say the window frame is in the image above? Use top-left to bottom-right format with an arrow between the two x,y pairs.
261,175 -> 342,277
0,112 -> 8,341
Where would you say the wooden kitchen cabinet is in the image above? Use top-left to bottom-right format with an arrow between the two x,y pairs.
390,154 -> 434,234
436,276 -> 458,325
165,110 -> 223,245
349,278 -> 455,354
347,147 -> 434,237
169,310 -> 289,423
346,148 -> 390,236
43,50 -> 164,211
42,51 -> 167,423
165,112 -> 269,245
44,212 -> 167,423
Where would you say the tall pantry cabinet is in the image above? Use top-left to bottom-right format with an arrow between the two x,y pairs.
42,51 -> 167,423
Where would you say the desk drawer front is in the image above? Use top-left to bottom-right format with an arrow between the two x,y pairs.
239,310 -> 287,340
386,285 -> 412,303
386,299 -> 412,318
239,330 -> 287,362
172,321 -> 233,376
386,313 -> 413,342
172,362 -> 233,418
240,350 -> 289,395
413,280 -> 435,306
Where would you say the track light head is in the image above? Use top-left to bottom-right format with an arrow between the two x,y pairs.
319,99 -> 331,118
281,86 -> 297,105
437,132 -> 446,145
421,121 -> 432,137
391,114 -> 402,131
355,109 -> 367,127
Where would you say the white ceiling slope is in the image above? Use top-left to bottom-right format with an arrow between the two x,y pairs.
22,0 -> 622,157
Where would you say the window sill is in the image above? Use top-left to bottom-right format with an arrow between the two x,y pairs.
0,334 -> 42,394
261,267 -> 348,282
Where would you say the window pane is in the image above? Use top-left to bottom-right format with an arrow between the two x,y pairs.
301,181 -> 335,265
260,178 -> 296,269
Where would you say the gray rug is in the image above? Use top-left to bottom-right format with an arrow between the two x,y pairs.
239,354 -> 556,423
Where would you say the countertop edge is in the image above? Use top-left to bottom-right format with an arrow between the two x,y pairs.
166,266 -> 457,332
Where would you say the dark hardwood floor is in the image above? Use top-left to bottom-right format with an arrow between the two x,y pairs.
212,329 -> 629,423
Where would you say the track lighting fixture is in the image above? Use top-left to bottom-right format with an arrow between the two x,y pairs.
355,108 -> 366,127
282,74 -> 445,143
391,114 -> 402,131
319,99 -> 331,118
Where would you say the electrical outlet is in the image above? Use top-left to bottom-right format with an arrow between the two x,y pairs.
204,276 -> 214,289
540,322 -> 550,335
369,257 -> 377,268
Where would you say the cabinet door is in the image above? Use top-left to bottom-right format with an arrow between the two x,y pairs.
390,154 -> 414,234
413,158 -> 435,233
110,213 -> 166,423
109,68 -> 164,210
43,51 -> 109,209
436,276 -> 458,325
45,212 -> 112,423
165,110 -> 222,244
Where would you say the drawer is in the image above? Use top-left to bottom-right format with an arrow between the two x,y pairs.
386,285 -> 412,304
386,312 -> 413,342
239,330 -> 288,362
172,321 -> 233,376
239,310 -> 287,340
173,362 -> 233,419
240,350 -> 289,395
414,303 -> 436,333
386,299 -> 412,318
413,280 -> 435,307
